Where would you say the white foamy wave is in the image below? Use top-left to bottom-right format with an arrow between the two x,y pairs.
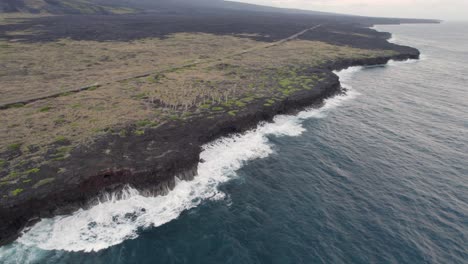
387,58 -> 420,66
3,69 -> 358,254
388,37 -> 397,43
333,66 -> 363,83
374,26 -> 427,62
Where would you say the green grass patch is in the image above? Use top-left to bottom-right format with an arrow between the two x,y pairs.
279,78 -> 294,88
119,129 -> 128,137
10,188 -> 24,196
51,154 -> 67,161
281,88 -> 298,96
16,160 -> 26,167
241,97 -> 255,103
54,136 -> 69,144
211,106 -> 224,111
71,103 -> 82,109
0,159 -> 6,168
169,115 -> 180,121
222,100 -> 235,108
134,129 -> 145,136
136,120 -> 158,127
39,106 -> 52,112
25,168 -> 40,175
6,103 -> 25,109
136,120 -> 151,127
7,143 -> 21,151
57,146 -> 72,154
49,144 -> 72,161
1,171 -> 19,182
87,85 -> 99,91
234,101 -> 246,108
199,103 -> 211,109
228,110 -> 238,116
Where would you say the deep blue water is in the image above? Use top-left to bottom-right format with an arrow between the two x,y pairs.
1,22 -> 467,263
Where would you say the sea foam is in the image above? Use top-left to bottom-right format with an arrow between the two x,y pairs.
2,67 -> 361,254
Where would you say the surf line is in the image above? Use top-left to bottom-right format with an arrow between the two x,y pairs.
9,67 -> 363,253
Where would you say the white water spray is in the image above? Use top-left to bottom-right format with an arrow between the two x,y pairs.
1,67 -> 361,255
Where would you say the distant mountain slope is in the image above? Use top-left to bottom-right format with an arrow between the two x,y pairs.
0,0 -> 441,25
0,0 -> 135,14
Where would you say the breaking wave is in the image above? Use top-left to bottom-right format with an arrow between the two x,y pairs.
1,67 -> 361,255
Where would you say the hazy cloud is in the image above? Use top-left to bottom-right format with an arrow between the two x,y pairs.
232,0 -> 468,20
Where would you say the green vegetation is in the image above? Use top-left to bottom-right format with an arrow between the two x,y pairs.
134,129 -> 145,136
0,29 -> 399,194
264,98 -> 276,107
169,115 -> 180,121
200,103 -> 211,109
87,85 -> 99,91
136,120 -> 158,127
279,78 -> 293,88
10,188 -> 24,196
6,103 -> 25,109
49,146 -> 73,161
39,106 -> 52,112
25,168 -> 40,175
57,146 -> 72,154
212,106 -> 224,111
54,136 -> 69,144
7,143 -> 22,151
119,129 -> 128,137
235,101 -> 247,108
2,171 -> 19,182
241,96 -> 255,103
51,155 -> 67,161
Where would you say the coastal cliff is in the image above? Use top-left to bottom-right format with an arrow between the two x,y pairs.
0,43 -> 419,245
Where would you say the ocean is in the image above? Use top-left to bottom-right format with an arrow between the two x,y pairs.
1,22 -> 467,263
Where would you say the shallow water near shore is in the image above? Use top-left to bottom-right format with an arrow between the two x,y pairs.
1,22 -> 467,263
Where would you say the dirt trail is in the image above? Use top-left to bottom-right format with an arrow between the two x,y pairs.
0,24 -> 322,109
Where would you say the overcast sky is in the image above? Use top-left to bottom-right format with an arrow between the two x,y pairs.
232,0 -> 467,21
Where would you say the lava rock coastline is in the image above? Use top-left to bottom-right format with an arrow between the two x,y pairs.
0,43 -> 420,246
